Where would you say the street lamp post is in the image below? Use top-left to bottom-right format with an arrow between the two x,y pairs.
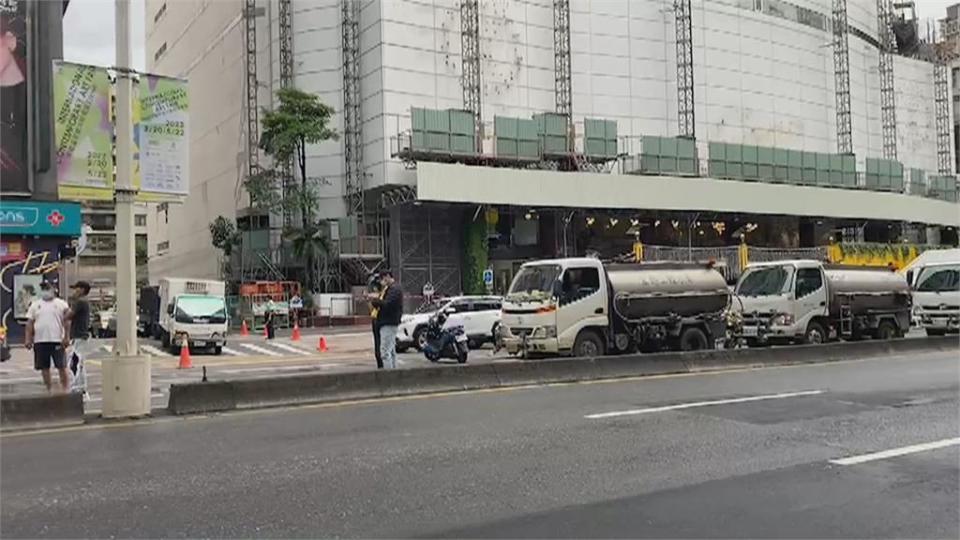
101,0 -> 151,418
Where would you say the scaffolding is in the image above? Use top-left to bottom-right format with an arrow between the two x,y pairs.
833,0 -> 853,154
553,0 -> 572,123
278,0 -> 296,226
674,0 -> 695,138
342,0 -> 363,218
934,60 -> 952,174
244,0 -> 259,178
877,0 -> 898,160
460,0 -> 481,151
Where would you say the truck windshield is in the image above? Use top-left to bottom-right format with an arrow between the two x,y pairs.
916,265 -> 960,293
175,295 -> 227,324
737,266 -> 794,296
509,265 -> 561,299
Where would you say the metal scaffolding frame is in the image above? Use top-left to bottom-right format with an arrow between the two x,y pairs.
934,60 -> 952,174
460,0 -> 481,150
877,0 -> 898,160
342,0 -> 363,218
553,0 -> 572,121
832,0 -> 853,154
278,0 -> 296,226
674,0 -> 695,138
244,0 -> 259,178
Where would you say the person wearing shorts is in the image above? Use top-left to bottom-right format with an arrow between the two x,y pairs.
67,281 -> 92,397
25,282 -> 71,392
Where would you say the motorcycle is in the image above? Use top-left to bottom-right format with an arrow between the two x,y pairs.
421,311 -> 469,364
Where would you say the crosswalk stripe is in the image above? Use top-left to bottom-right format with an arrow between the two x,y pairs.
239,343 -> 282,357
140,344 -> 171,356
269,342 -> 313,356
221,346 -> 244,356
101,344 -> 113,353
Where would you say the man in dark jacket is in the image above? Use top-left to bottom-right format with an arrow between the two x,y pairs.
368,269 -> 402,369
367,272 -> 383,369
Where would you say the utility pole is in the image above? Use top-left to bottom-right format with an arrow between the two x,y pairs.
102,0 -> 151,418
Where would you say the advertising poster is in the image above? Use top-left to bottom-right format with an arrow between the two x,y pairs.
12,273 -> 40,319
0,0 -> 28,193
53,61 -> 114,200
137,74 -> 189,199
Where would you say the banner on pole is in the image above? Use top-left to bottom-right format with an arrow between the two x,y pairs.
136,74 -> 189,200
53,61 -> 114,201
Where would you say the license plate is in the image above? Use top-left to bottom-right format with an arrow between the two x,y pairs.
455,334 -> 468,343
193,341 -> 206,347
741,327 -> 758,337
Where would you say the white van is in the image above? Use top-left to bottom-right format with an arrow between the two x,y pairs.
903,249 -> 960,336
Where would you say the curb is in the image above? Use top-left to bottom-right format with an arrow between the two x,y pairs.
167,336 -> 959,416
1,393 -> 85,432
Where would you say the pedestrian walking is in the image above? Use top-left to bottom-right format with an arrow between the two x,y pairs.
24,282 -> 71,392
368,269 -> 402,369
66,281 -> 92,398
367,272 -> 384,369
264,307 -> 276,340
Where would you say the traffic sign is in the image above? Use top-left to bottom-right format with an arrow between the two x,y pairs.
482,269 -> 494,289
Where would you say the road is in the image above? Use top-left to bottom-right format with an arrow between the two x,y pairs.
2,350 -> 957,538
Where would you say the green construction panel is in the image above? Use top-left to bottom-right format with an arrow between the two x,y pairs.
677,137 -> 696,159
584,118 -> 604,139
709,160 -> 726,178
816,168 -> 831,186
606,140 -> 618,156
643,136 -> 661,155
866,158 -> 879,174
843,172 -> 857,187
891,161 -> 903,177
641,156 -> 660,173
542,135 -> 568,154
450,134 -> 476,154
773,165 -> 788,182
449,110 -> 474,135
727,162 -> 743,178
774,148 -> 789,166
412,108 -> 426,131
829,170 -> 843,186
802,168 -> 817,185
495,116 -> 518,139
426,132 -> 450,151
879,160 -> 892,176
788,166 -> 802,183
411,131 -> 426,150
817,152 -> 831,170
496,138 -> 518,156
743,163 -> 759,179
425,109 -> 450,132
517,119 -> 538,141
659,157 -> 678,174
709,142 -> 726,160
726,144 -> 743,162
585,139 -> 607,157
605,120 -> 618,139
758,164 -> 774,181
829,154 -> 843,171
757,146 -> 774,165
842,155 -> 856,172
518,140 -> 539,158
865,173 -> 879,188
678,158 -> 697,175
538,113 -> 567,136
802,152 -> 817,169
788,149 -> 803,168
878,174 -> 892,189
742,145 -> 758,163
660,137 -> 679,158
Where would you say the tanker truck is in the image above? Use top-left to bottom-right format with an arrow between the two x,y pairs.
730,260 -> 911,345
500,258 -> 729,357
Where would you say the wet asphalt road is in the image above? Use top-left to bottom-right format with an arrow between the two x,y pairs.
1,350 -> 958,538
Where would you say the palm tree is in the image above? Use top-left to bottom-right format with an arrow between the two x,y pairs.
285,223 -> 330,292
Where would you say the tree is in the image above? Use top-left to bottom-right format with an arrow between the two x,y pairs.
258,87 -> 338,227
209,216 -> 241,279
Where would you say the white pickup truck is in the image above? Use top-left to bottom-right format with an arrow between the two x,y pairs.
158,278 -> 228,354
903,249 -> 960,336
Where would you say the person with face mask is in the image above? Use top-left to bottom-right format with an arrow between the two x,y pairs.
24,282 -> 72,392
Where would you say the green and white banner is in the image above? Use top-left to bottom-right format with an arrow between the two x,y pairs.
137,74 -> 190,199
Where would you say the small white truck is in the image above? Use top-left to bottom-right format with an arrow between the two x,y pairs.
902,249 -> 960,336
731,260 -> 911,345
158,278 -> 228,354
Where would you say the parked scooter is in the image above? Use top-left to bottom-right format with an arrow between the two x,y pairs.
421,311 -> 469,363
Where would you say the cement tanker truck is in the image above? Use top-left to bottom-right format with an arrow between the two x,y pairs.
730,260 -> 911,345
500,258 -> 729,357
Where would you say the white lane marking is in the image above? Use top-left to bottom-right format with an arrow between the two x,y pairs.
829,437 -> 960,466
101,344 -> 113,353
220,364 -> 343,374
585,390 -> 825,419
140,345 -> 171,356
0,377 -> 43,384
221,347 -> 244,356
269,342 -> 313,356
239,343 -> 282,357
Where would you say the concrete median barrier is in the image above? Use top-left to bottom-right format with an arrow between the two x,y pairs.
166,335 -> 958,416
1,393 -> 84,431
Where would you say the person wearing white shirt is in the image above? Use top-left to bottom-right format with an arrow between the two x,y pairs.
24,282 -> 71,392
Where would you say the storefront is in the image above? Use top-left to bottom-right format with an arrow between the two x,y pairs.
0,199 -> 82,341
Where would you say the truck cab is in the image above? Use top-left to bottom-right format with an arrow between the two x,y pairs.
158,279 -> 228,354
908,262 -> 960,336
501,258 -> 609,356
734,260 -> 829,344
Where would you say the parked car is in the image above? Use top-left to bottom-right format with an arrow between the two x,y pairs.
396,296 -> 502,352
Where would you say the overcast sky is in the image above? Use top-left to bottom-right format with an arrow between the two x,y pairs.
62,0 -> 955,73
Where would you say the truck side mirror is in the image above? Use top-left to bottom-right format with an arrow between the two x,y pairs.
166,304 -> 174,315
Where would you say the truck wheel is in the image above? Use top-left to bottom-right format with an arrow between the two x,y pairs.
804,322 -> 826,345
926,328 -> 946,337
679,327 -> 709,351
573,331 -> 604,358
874,320 -> 898,340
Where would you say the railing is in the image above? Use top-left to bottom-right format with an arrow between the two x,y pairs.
338,235 -> 385,258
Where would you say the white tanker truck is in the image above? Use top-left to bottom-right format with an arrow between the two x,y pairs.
730,260 -> 911,345
500,258 -> 729,357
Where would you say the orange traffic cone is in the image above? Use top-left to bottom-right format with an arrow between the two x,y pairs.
317,335 -> 328,353
178,341 -> 192,369
240,320 -> 249,336
291,322 -> 301,342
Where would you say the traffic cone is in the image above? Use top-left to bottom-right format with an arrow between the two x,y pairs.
240,320 -> 249,336
317,335 -> 328,353
178,341 -> 192,369
291,322 -> 301,342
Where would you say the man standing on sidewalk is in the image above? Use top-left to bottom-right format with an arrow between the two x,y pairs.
24,282 -> 71,392
67,281 -> 92,398
367,272 -> 383,369
369,270 -> 402,369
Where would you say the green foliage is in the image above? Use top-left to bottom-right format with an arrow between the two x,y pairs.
462,216 -> 489,295
284,223 -> 330,291
209,216 -> 240,256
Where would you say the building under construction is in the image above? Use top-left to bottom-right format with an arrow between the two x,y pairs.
144,0 -> 959,303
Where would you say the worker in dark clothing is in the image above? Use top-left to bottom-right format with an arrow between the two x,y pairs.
367,272 -> 383,369
368,269 -> 403,369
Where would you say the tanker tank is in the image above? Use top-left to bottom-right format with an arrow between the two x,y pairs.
606,262 -> 730,320
823,266 -> 911,318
